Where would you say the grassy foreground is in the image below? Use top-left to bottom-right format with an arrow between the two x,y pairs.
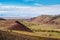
0,21 -> 60,40
0,30 -> 60,40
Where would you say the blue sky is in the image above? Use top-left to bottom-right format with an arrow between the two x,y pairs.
0,0 -> 60,5
0,0 -> 60,18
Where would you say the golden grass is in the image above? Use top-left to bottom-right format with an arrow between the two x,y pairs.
1,30 -> 60,39
0,21 -> 60,40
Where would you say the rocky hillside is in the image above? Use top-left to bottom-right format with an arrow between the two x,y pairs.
31,15 -> 60,25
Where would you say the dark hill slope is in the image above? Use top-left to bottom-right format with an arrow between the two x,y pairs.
0,20 -> 33,32
0,18 -> 6,20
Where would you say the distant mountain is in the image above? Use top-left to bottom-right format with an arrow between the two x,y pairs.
0,18 -> 6,20
30,15 -> 60,25
0,17 -> 32,19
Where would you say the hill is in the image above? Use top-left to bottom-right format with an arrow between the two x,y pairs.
0,18 -> 6,20
0,20 -> 33,32
31,15 -> 60,25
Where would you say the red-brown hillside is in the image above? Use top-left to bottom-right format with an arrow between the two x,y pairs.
0,20 -> 33,32
31,15 -> 60,25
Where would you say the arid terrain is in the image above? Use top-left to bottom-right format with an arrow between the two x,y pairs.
0,15 -> 60,40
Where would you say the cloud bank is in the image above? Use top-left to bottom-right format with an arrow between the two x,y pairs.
0,4 -> 60,17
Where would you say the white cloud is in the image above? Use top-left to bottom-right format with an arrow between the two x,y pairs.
0,5 -> 60,17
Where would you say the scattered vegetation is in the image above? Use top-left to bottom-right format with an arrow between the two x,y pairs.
20,21 -> 60,32
0,30 -> 60,40
0,19 -> 60,40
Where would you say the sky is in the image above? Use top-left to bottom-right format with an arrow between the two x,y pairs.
0,0 -> 60,18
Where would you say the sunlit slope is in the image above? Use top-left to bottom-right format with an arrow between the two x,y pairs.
30,15 -> 60,25
20,21 -> 60,31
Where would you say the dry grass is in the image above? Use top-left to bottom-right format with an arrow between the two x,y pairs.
0,20 -> 60,40
0,30 -> 60,40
